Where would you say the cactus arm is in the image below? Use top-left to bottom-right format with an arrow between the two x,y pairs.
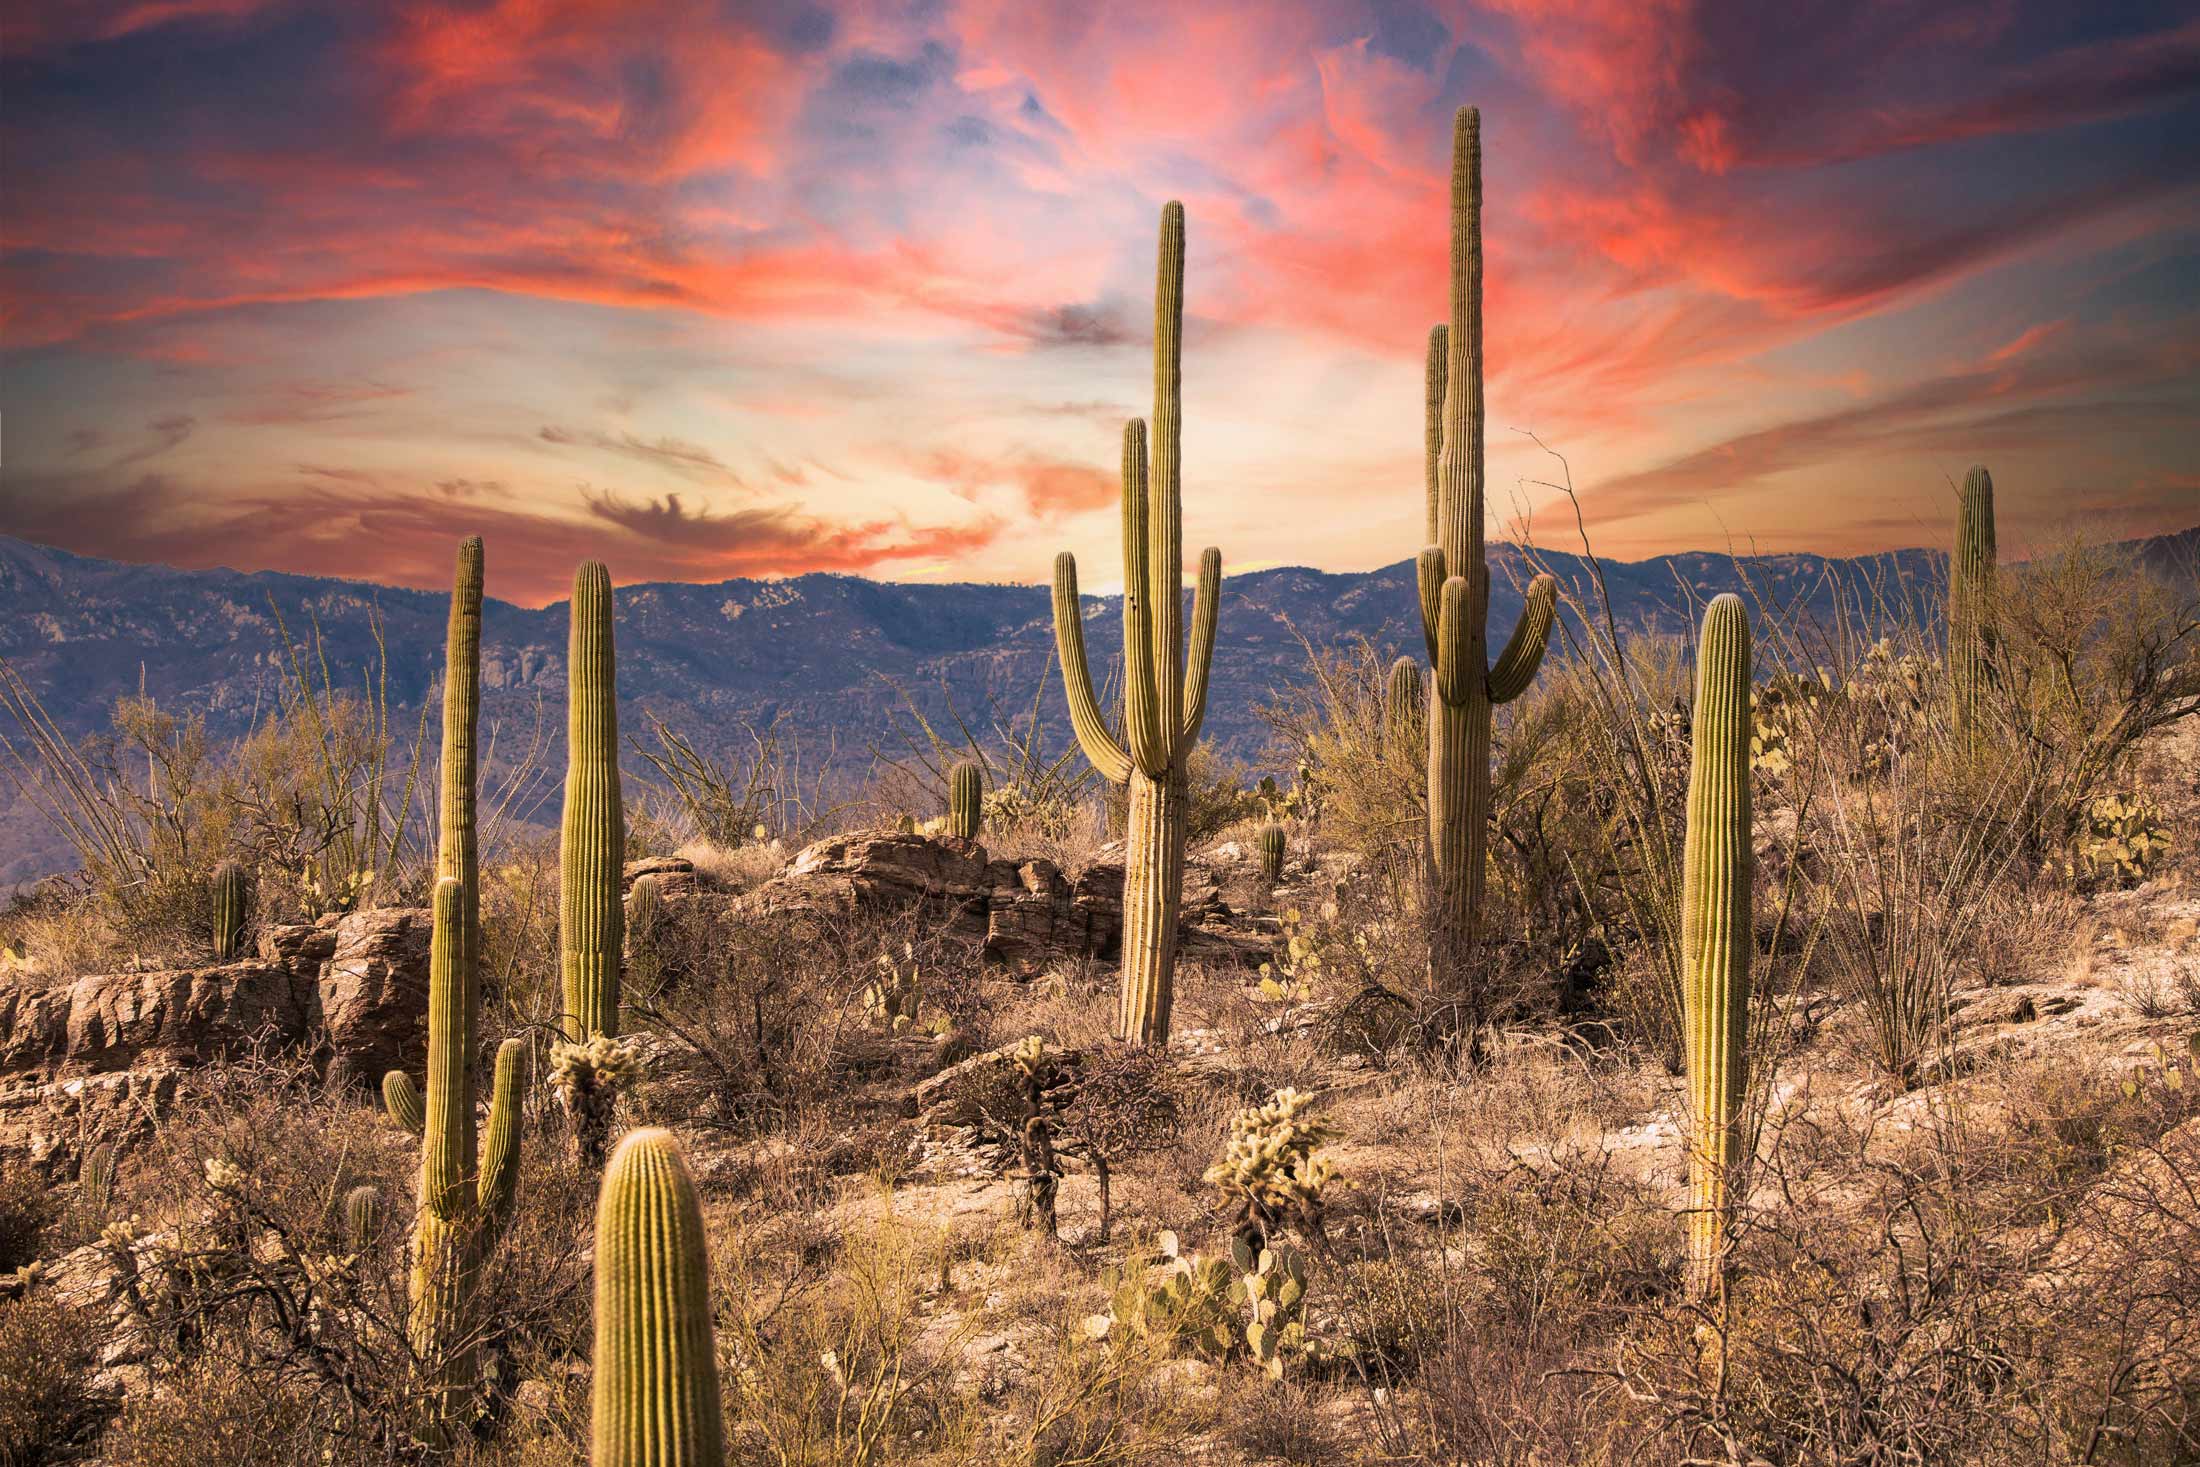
1431,576 -> 1476,708
1424,325 -> 1447,550
1486,572 -> 1558,704
1177,547 -> 1222,750
1120,419 -> 1170,774
418,878 -> 474,1224
1051,553 -> 1134,785
1415,547 -> 1447,667
383,1070 -> 425,1136
1149,202 -> 1188,742
592,1127 -> 726,1467
476,1037 -> 527,1245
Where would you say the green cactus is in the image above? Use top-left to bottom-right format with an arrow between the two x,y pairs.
441,537 -> 484,971
562,561 -> 625,1167
591,1127 -> 726,1467
382,1070 -> 425,1136
1680,594 -> 1753,1304
80,1142 -> 113,1216
1415,108 -> 1559,987
345,1184 -> 384,1249
1949,464 -> 1997,737
210,860 -> 249,959
1384,657 -> 1425,757
1053,201 -> 1225,1046
1257,822 -> 1286,882
947,759 -> 983,841
625,875 -> 666,1004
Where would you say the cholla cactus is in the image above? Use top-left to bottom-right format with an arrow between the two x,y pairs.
1203,1087 -> 1339,1245
864,944 -> 924,1029
2072,794 -> 2172,887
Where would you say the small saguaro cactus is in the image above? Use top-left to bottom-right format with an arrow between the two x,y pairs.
947,760 -> 983,841
1414,107 -> 1560,988
1053,201 -> 1225,1046
625,875 -> 666,1003
80,1142 -> 114,1216
1384,657 -> 1425,757
591,1127 -> 726,1467
210,861 -> 249,959
1680,594 -> 1753,1304
382,1070 -> 425,1136
561,561 -> 626,1167
1256,822 -> 1286,883
1949,465 -> 1997,737
345,1184 -> 384,1249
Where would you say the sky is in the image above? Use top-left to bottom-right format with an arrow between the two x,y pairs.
2,0 -> 2196,607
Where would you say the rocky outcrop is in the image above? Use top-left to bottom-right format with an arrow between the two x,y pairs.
0,905 -> 432,1173
738,831 -> 1271,975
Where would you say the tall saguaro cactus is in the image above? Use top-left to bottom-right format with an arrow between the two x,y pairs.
1680,594 -> 1752,1304
562,561 -> 624,1045
1415,107 -> 1559,984
1053,201 -> 1224,1046
1949,465 -> 1997,737
404,538 -> 525,1426
591,1128 -> 726,1467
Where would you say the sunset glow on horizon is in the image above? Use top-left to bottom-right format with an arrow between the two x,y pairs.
3,0 -> 2196,606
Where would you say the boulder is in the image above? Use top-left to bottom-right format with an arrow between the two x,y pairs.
317,906 -> 432,1092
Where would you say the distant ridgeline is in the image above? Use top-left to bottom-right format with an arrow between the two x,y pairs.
1,527 -> 2192,884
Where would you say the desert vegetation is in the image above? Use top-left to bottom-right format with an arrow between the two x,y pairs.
2,105 -> 2197,1467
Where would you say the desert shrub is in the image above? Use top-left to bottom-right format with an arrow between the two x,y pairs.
99,1357 -> 313,1467
0,1169 -> 56,1277
0,1295 -> 105,1466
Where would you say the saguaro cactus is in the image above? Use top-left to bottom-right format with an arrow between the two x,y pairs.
1949,465 -> 1996,736
1257,822 -> 1286,882
1384,657 -> 1425,757
591,1127 -> 726,1467
1415,107 -> 1559,985
947,760 -> 983,841
1680,594 -> 1752,1304
383,1071 -> 425,1136
346,1184 -> 384,1248
210,861 -> 249,959
562,560 -> 624,1045
441,538 -> 484,969
1053,202 -> 1224,1046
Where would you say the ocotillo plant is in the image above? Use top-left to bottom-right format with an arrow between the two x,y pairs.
1384,657 -> 1425,758
1257,822 -> 1286,882
1414,108 -> 1559,987
210,860 -> 249,959
1949,465 -> 1997,737
561,560 -> 625,1166
948,759 -> 983,841
1053,201 -> 1224,1046
591,1127 -> 726,1467
1680,594 -> 1752,1304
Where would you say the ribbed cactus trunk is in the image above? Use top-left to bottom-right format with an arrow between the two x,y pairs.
1053,203 -> 1223,1048
441,538 -> 483,970
1681,594 -> 1753,1306
210,861 -> 248,960
1415,108 -> 1559,991
1949,465 -> 1996,738
1384,657 -> 1425,757
592,1127 -> 726,1467
947,760 -> 982,841
1257,821 -> 1286,882
562,561 -> 624,1044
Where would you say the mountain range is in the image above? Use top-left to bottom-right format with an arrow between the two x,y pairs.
2,526 -> 2193,886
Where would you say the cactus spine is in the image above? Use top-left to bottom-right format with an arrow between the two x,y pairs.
1257,822 -> 1286,882
1416,108 -> 1559,985
562,561 -> 624,1045
1053,201 -> 1224,1046
210,860 -> 248,959
591,1127 -> 726,1467
1949,465 -> 1996,736
1384,657 -> 1425,757
947,760 -> 983,841
1680,594 -> 1752,1304
407,539 -> 525,1424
